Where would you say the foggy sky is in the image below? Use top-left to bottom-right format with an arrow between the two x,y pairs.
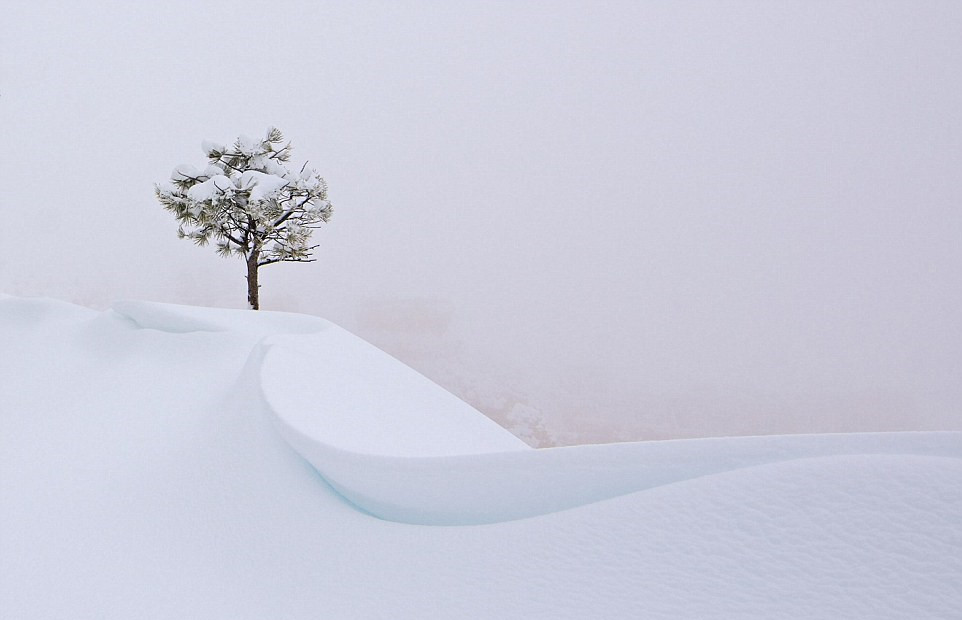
2,1 -> 960,443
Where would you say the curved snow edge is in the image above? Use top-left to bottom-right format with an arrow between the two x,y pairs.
270,413 -> 962,525
111,299 -> 329,336
256,331 -> 962,525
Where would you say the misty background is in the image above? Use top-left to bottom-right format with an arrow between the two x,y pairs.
1,1 -> 959,445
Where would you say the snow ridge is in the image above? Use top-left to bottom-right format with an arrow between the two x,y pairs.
254,321 -> 962,525
85,300 -> 962,526
4,297 -> 962,619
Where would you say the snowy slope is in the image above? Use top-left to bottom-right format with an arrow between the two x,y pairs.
2,296 -> 960,619
259,330 -> 959,525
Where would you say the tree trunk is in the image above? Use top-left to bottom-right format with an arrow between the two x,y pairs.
246,250 -> 260,310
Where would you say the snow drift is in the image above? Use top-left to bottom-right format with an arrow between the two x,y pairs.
2,296 -> 960,619
259,328 -> 961,525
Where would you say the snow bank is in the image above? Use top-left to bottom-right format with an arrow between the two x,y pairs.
255,318 -> 961,525
0,295 -> 96,325
263,336 -> 961,524
3,296 -> 961,619
111,299 -> 327,336
261,331 -> 529,458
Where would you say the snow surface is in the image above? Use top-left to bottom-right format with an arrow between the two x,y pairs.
2,296 -> 961,618
185,175 -> 232,202
239,170 -> 289,202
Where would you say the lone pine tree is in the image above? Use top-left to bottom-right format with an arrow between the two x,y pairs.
156,128 -> 332,309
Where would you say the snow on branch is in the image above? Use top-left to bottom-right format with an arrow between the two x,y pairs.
155,127 -> 333,309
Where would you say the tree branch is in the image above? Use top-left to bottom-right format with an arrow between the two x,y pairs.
272,193 -> 315,228
258,256 -> 317,267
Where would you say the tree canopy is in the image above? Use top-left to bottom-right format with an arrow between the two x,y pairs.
156,128 -> 332,308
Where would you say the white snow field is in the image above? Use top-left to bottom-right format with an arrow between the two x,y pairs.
2,296 -> 961,619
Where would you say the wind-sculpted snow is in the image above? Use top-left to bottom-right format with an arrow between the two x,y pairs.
101,300 -> 962,526
258,330 -> 962,524
4,296 -> 962,619
111,299 -> 327,336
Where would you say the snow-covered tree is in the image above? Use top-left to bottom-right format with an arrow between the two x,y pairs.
156,128 -> 332,309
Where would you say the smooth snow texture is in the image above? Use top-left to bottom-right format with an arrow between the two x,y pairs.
262,331 -> 529,458
2,296 -> 961,619
240,170 -> 289,202
260,329 -> 961,525
185,175 -> 232,202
